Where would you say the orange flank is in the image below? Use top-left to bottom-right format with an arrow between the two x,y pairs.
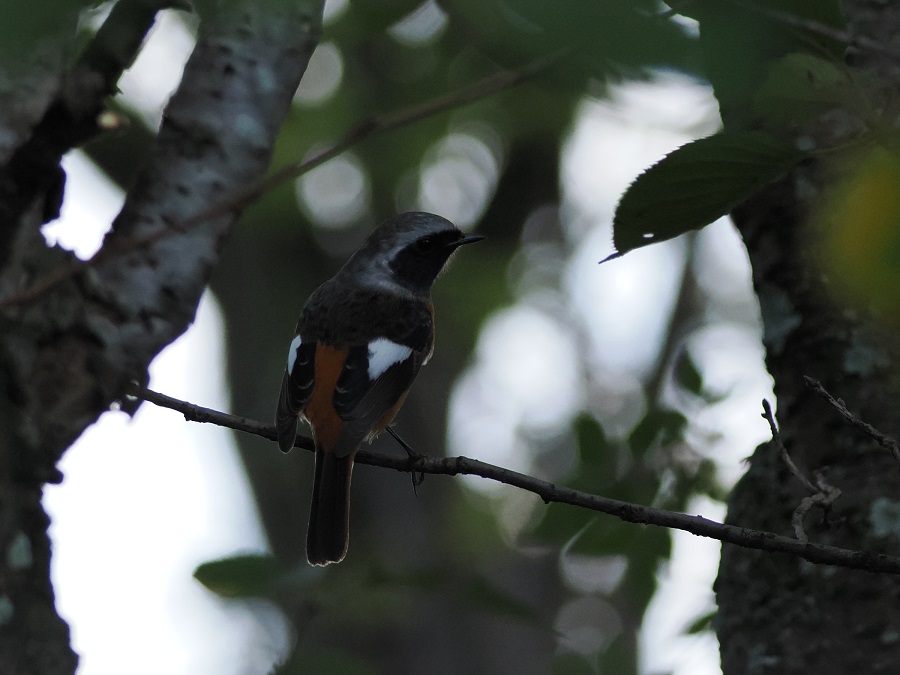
304,344 -> 349,452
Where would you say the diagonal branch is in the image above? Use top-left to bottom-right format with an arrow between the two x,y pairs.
0,50 -> 564,311
127,384 -> 900,576
804,375 -> 900,463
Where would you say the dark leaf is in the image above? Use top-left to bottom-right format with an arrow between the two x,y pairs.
612,131 -> 806,255
673,348 -> 704,397
628,408 -> 687,457
685,609 -> 717,634
681,0 -> 845,119
194,554 -> 284,598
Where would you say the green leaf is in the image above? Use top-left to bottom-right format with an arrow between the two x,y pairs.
628,409 -> 687,457
685,609 -> 717,634
194,554 -> 283,598
753,53 -> 852,129
530,503 -> 644,557
680,0 -> 845,119
673,348 -> 704,397
611,131 -> 806,256
574,414 -> 609,473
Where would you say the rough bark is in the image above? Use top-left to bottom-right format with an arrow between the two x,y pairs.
715,2 -> 900,673
0,1 -> 322,671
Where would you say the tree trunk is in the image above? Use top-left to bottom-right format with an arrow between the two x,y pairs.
715,3 -> 900,673
0,2 -> 322,671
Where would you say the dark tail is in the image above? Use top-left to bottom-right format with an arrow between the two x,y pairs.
307,448 -> 354,565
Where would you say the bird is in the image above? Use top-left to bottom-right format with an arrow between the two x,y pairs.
275,212 -> 484,565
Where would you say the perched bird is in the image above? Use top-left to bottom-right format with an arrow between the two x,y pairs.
276,212 -> 483,565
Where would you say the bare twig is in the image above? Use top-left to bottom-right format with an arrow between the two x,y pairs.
125,383 -> 314,451
791,470 -> 843,545
128,384 -> 900,576
0,51 -> 563,311
803,376 -> 900,464
762,399 -> 817,493
762,399 -> 842,542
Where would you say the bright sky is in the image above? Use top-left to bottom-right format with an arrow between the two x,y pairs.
41,6 -> 774,675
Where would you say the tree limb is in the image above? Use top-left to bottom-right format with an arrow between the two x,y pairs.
0,49 -> 563,311
0,4 -> 324,672
128,384 -> 900,576
804,375 -> 900,463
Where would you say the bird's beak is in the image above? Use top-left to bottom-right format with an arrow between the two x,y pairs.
451,234 -> 485,248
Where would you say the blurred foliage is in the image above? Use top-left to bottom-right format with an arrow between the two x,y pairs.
29,0 -> 899,671
57,0 -> 790,673
815,143 -> 900,320
195,553 -> 296,598
0,2 -> 86,64
613,0 -> 896,284
670,0 -> 845,122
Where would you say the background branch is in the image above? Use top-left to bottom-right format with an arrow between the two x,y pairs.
805,376 -> 900,463
0,50 -> 561,311
128,385 -> 900,576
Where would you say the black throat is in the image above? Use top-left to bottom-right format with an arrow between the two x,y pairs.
388,230 -> 466,295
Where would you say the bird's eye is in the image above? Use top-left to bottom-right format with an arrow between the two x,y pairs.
414,237 -> 436,254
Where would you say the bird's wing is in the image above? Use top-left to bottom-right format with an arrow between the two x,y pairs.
276,336 -> 317,451
330,303 -> 434,457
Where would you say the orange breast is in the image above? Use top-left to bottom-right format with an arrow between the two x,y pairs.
304,343 -> 349,452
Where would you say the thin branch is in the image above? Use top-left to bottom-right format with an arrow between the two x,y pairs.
762,399 -> 817,493
804,375 -> 900,464
761,398 -> 842,543
128,384 -> 900,576
125,383 -> 314,451
0,51 -> 564,311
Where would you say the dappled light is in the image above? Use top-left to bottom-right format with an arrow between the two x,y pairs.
418,131 -> 501,228
388,0 -> 448,47
296,151 -> 370,228
6,1 -> 898,675
293,41 -> 344,105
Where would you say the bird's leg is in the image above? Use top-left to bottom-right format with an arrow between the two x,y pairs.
386,426 -> 426,490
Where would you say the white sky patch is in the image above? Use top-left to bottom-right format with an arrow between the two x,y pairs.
117,10 -> 196,129
449,303 -> 582,495
475,304 -> 582,432
389,0 -> 448,46
45,292 -> 287,675
368,338 -> 412,380
562,74 -> 719,230
323,0 -> 349,24
640,496 -> 725,675
448,369 -> 523,483
565,228 -> 687,377
418,132 -> 500,228
448,72 -> 743,675
297,151 -> 370,229
294,41 -> 343,105
287,334 -> 303,373
43,150 -> 124,259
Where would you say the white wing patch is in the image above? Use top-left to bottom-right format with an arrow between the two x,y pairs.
367,338 -> 412,380
286,335 -> 303,373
